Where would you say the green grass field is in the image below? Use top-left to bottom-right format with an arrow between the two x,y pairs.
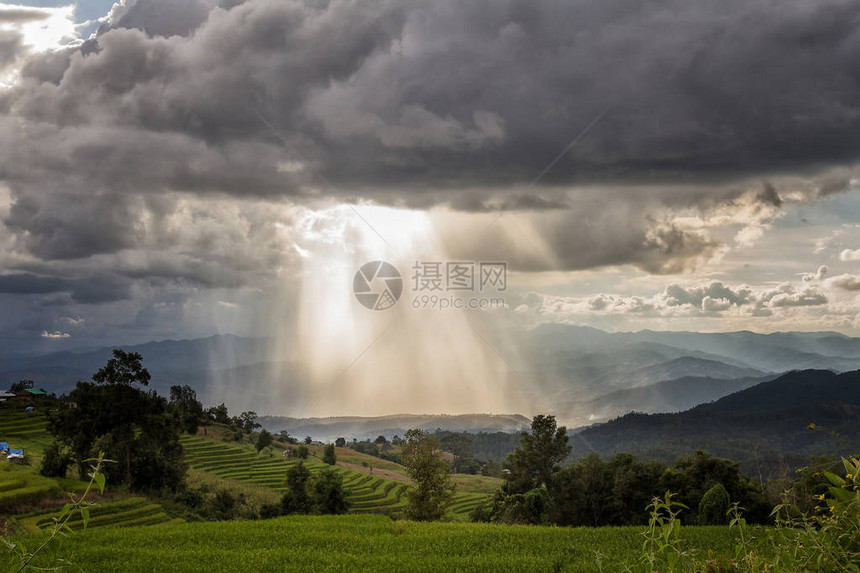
15,514 -> 741,572
181,436 -> 489,519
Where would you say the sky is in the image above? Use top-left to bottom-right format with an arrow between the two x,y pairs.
2,0 -> 860,357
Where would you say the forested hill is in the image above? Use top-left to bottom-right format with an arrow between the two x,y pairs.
695,369 -> 860,413
575,369 -> 860,480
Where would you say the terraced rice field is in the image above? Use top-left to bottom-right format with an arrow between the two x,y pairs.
180,436 -> 488,519
14,496 -> 182,534
0,408 -> 48,437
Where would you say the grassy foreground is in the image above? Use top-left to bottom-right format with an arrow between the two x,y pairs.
15,514 -> 739,572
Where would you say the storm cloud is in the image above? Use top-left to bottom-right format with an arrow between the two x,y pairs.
1,0 -> 860,342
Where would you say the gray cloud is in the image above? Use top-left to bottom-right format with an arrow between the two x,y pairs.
0,8 -> 50,24
1,0 -> 860,324
0,272 -> 131,303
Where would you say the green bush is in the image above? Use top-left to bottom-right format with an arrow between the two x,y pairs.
40,443 -> 71,478
698,483 -> 731,525
322,444 -> 337,466
310,468 -> 349,515
259,503 -> 281,519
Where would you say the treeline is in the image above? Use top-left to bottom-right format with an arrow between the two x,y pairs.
434,430 -> 522,469
477,415 -> 851,528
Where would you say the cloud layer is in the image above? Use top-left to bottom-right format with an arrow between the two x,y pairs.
1,0 -> 860,345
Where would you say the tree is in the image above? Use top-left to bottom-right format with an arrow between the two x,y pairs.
498,488 -> 549,525
169,384 -> 203,434
296,445 -> 309,459
698,483 -> 731,525
40,443 -> 70,478
322,444 -> 337,465
10,380 -> 34,393
256,429 -> 274,453
304,436 -> 312,445
335,437 -> 346,447
504,415 -> 571,494
48,352 -> 185,492
401,429 -> 454,521
93,350 -> 151,386
374,435 -> 388,445
281,462 -> 310,514
482,460 -> 503,478
207,403 -> 230,425
310,468 -> 348,514
440,433 -> 473,473
237,411 -> 260,432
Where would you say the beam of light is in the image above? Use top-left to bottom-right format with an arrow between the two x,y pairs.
257,203 -> 532,417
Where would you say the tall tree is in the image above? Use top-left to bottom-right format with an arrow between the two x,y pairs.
310,468 -> 349,514
440,433 -> 473,473
169,384 -> 203,434
504,415 -> 571,494
10,379 -> 34,393
256,429 -> 274,453
237,411 -> 260,432
208,403 -> 230,425
281,462 -> 311,514
322,444 -> 337,465
48,351 -> 185,492
93,349 -> 151,386
401,429 -> 454,521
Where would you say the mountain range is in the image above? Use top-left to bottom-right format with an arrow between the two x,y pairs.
4,326 -> 860,431
576,369 -> 860,480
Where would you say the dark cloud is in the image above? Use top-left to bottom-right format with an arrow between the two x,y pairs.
1,0 -> 860,327
5,0 -> 860,201
0,273 -> 130,303
0,29 -> 23,72
0,8 -> 50,24
756,182 -> 783,208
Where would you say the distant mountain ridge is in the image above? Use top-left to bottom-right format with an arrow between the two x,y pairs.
4,327 -> 860,427
576,369 -> 860,479
258,413 -> 532,442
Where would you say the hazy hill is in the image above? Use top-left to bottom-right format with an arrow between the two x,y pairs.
258,414 -> 531,442
566,374 -> 774,422
576,369 -> 860,479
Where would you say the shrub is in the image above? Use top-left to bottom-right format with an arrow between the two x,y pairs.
178,488 -> 204,509
310,468 -> 348,514
209,490 -> 237,520
699,483 -> 731,525
281,462 -> 311,514
259,503 -> 281,519
322,444 -> 337,465
255,429 -> 273,453
499,488 -> 548,525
